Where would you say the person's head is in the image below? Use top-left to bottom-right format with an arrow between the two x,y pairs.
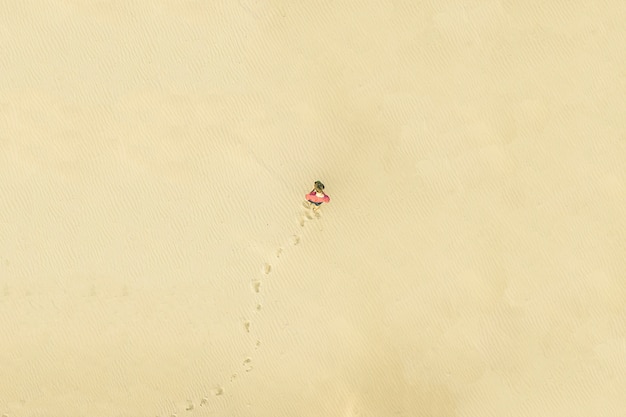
314,180 -> 325,193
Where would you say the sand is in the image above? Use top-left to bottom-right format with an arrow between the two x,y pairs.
1,1 -> 625,416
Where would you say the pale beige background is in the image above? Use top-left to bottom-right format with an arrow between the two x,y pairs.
1,1 -> 625,416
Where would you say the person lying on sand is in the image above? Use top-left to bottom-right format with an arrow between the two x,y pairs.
305,180 -> 330,213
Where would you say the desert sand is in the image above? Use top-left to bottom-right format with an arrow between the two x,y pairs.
1,1 -> 625,416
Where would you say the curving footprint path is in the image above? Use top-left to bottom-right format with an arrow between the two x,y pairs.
165,201 -> 323,416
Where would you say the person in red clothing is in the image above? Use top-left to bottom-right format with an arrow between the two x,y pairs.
305,180 -> 330,213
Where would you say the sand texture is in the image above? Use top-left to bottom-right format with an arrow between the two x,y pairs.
1,1 -> 625,416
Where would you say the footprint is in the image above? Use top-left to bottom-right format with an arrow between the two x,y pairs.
243,357 -> 253,372
185,400 -> 194,411
263,263 -> 271,275
276,248 -> 283,258
256,303 -> 262,311
292,235 -> 300,245
244,321 -> 251,333
255,339 -> 261,349
200,397 -> 208,406
210,386 -> 224,396
252,280 -> 261,293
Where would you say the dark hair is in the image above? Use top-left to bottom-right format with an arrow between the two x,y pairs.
314,181 -> 325,190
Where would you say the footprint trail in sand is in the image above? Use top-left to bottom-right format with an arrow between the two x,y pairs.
169,202 -> 322,415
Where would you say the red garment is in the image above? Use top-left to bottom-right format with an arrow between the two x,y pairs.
305,190 -> 330,203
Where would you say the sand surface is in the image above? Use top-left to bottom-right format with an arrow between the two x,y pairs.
1,1 -> 625,416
